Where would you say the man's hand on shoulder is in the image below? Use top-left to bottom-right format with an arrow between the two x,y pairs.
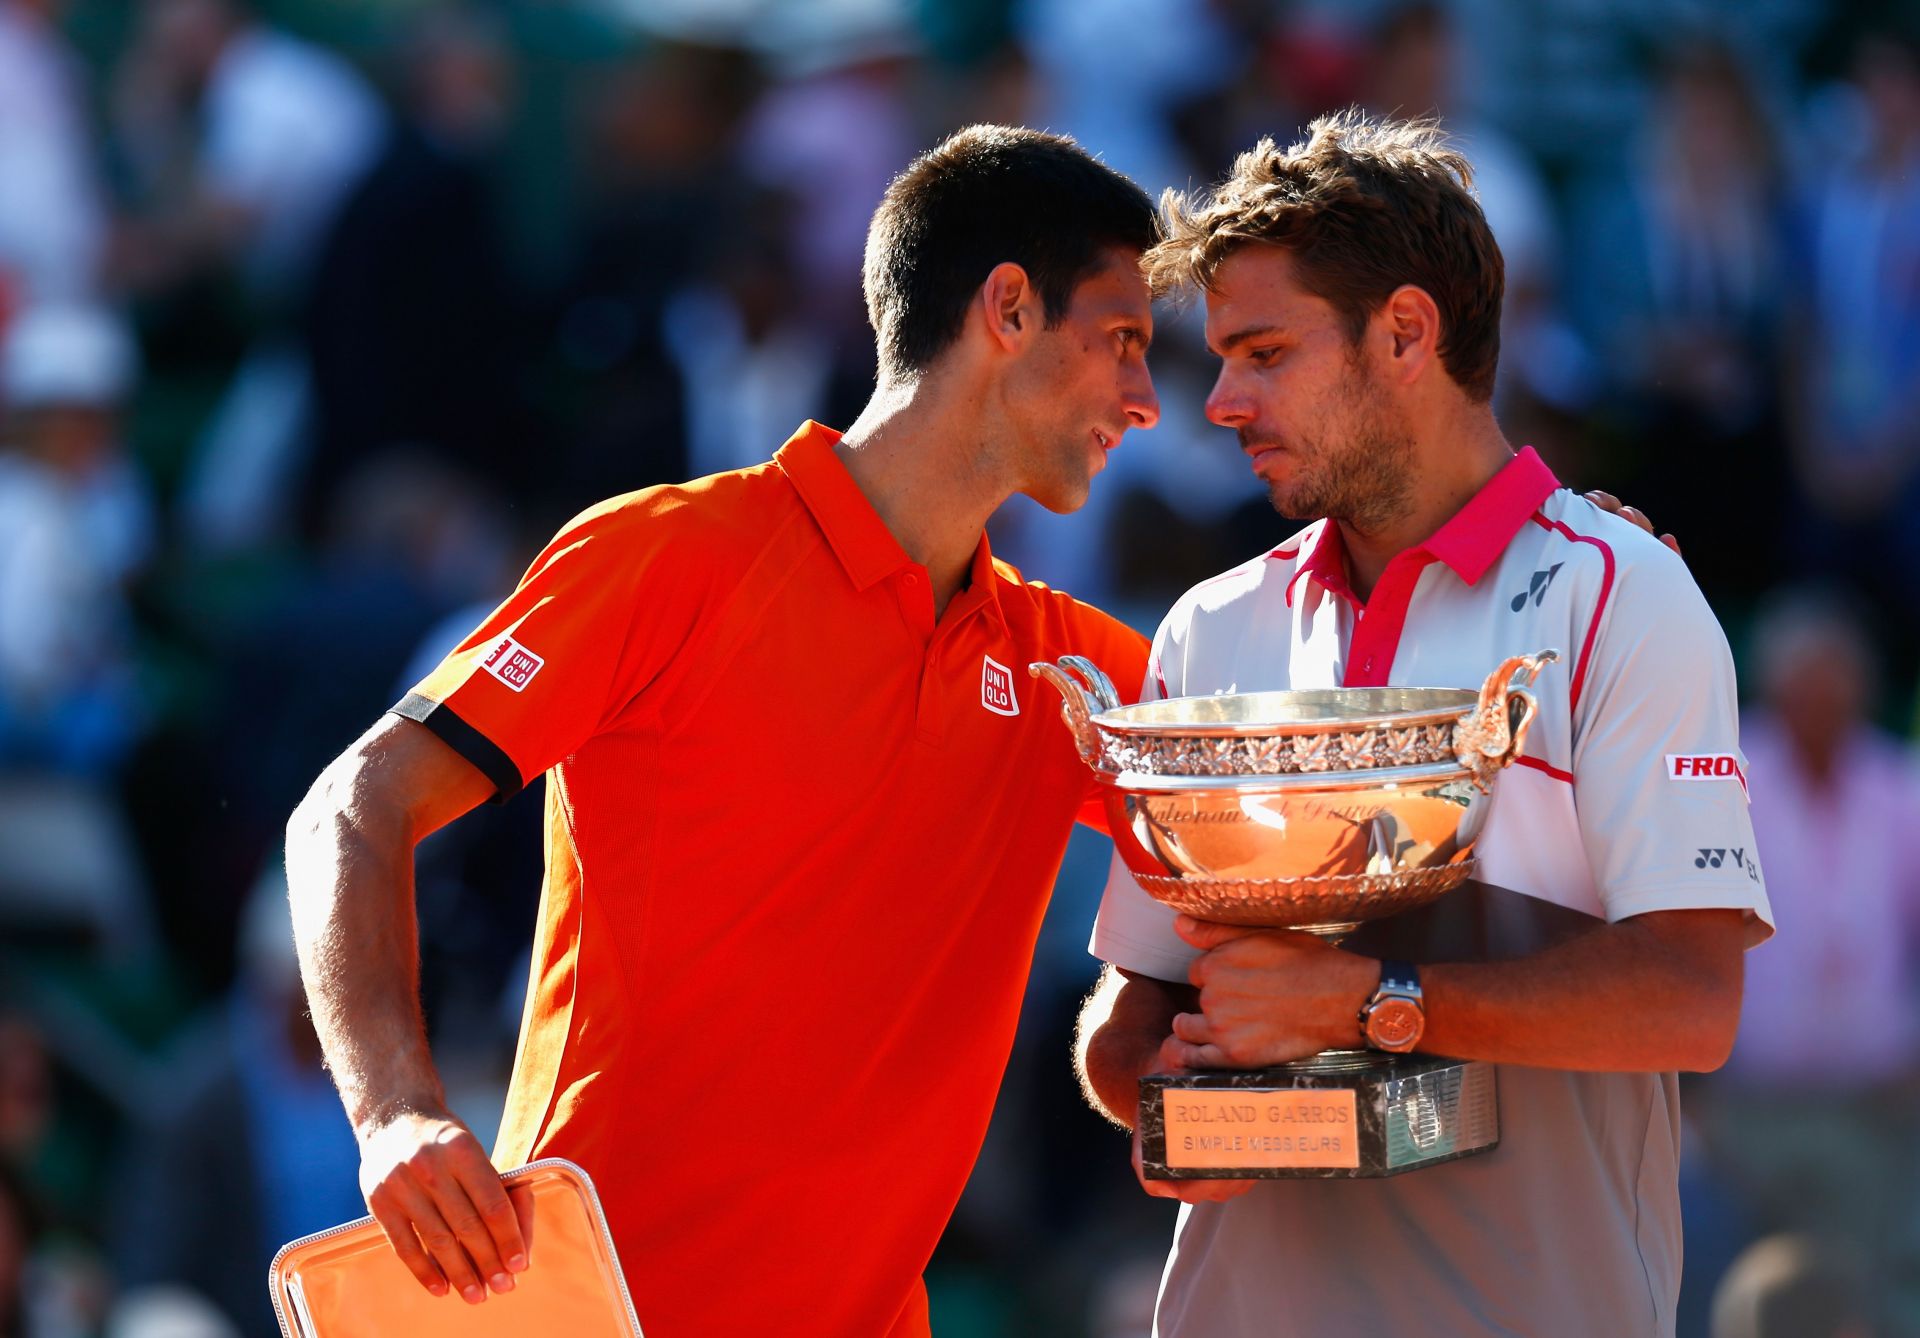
1583,489 -> 1680,557
357,1107 -> 534,1304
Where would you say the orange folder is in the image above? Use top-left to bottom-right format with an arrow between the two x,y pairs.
268,1159 -> 642,1337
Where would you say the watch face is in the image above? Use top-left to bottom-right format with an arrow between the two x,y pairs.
1366,998 -> 1424,1052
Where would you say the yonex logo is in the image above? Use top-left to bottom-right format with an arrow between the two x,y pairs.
1510,563 -> 1564,612
981,656 -> 1019,716
1694,847 -> 1761,882
481,635 -> 544,692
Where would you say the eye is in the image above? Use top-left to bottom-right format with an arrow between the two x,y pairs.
1115,327 -> 1146,352
1248,345 -> 1284,367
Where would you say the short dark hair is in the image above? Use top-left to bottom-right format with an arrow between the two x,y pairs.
862,125 -> 1158,381
1147,109 -> 1504,402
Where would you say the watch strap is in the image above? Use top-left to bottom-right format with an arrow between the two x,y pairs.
1377,960 -> 1421,998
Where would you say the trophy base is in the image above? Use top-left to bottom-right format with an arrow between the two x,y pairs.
1139,1054 -> 1498,1179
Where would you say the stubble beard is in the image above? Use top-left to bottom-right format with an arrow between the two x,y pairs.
1256,363 -> 1416,531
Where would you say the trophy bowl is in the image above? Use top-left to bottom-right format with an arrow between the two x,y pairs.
1031,650 -> 1558,936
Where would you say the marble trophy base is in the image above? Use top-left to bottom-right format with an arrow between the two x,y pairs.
1140,1053 -> 1498,1179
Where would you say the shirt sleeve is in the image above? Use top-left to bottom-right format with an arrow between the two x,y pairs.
1571,542 -> 1774,943
1087,608 -> 1200,981
391,498 -> 706,800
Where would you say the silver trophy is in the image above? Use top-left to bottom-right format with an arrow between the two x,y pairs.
1033,650 -> 1558,1179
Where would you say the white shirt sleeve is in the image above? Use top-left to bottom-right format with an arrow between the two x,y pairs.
1089,853 -> 1199,983
1570,538 -> 1774,942
1087,608 -> 1202,982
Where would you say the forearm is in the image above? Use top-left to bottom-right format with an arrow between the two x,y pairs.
1075,966 -> 1191,1129
286,761 -> 446,1131
1421,909 -> 1745,1072
1078,1020 -> 1160,1131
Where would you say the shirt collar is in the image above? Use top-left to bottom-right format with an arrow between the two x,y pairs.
1421,446 -> 1561,585
1286,522 -> 1356,609
947,530 -> 1009,632
775,420 -> 1007,629
777,421 -> 915,591
1286,446 -> 1560,605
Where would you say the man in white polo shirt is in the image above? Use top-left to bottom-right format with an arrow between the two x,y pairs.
1076,110 -> 1774,1337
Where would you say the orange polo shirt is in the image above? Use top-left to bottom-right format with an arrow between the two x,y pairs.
393,422 -> 1148,1337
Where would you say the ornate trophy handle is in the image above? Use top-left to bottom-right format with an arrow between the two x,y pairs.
1058,655 -> 1122,711
1455,648 -> 1560,792
1029,657 -> 1118,765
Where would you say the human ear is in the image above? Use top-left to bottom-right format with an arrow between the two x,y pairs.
980,262 -> 1040,353
1381,284 -> 1441,384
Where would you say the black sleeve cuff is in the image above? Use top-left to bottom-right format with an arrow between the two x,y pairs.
391,692 -> 525,803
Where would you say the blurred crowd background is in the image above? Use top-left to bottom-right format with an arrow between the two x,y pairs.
0,0 -> 1917,1335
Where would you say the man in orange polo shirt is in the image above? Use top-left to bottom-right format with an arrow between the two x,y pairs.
284,125 -> 1161,1337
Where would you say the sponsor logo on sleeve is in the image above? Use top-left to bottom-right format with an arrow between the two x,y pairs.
481,635 -> 544,692
981,655 -> 1020,717
1666,752 -> 1748,799
1694,847 -> 1762,883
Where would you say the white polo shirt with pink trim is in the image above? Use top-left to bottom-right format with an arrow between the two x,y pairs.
1090,447 -> 1773,1338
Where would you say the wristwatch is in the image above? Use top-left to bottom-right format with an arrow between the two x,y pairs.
1359,960 -> 1425,1053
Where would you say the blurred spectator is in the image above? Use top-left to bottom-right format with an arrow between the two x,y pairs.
1365,3 -> 1559,317
1568,40 -> 1792,605
1791,27 -> 1920,676
114,0 -> 383,304
555,42 -> 762,508
0,1023 -> 50,1175
662,186 -> 871,479
741,6 -> 921,333
1710,1234 -> 1875,1338
302,4 -> 534,531
0,0 -> 106,316
114,0 -> 385,550
1019,0 -> 1231,200
0,1160 -> 94,1338
103,1287 -> 239,1338
1361,1 -> 1598,445
112,874 -> 362,1338
0,305 -> 151,774
1691,589 -> 1920,1329
0,303 -> 154,989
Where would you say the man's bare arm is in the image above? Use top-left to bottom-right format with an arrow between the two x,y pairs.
1076,965 -> 1190,1129
1076,965 -> 1254,1204
1166,908 -> 1746,1073
286,714 -> 529,1304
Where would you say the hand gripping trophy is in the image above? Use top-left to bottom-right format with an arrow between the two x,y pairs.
1033,650 -> 1558,1180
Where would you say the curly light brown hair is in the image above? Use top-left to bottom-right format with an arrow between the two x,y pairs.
1146,109 -> 1504,402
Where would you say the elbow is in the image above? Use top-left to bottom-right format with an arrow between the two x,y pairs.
286,780 -> 325,849
1641,911 -> 1746,1073
1073,968 -> 1149,1128
286,760 -> 350,854
1681,1017 -> 1739,1074
1676,970 -> 1745,1074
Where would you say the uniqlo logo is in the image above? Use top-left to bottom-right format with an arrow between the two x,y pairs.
981,655 -> 1019,717
481,635 -> 544,692
1666,753 -> 1748,799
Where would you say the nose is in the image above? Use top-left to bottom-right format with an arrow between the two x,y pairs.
1205,366 -> 1251,429
1123,363 -> 1160,431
